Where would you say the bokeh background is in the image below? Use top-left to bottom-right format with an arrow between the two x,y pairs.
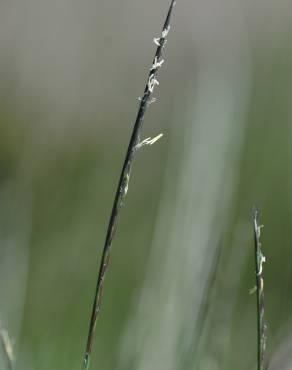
1,0 -> 292,369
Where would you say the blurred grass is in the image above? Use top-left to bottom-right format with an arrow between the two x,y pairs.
1,5 -> 292,370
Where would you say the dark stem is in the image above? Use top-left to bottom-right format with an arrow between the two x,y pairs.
82,2 -> 177,369
253,208 -> 267,370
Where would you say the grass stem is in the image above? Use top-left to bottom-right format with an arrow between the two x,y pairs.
253,208 -> 267,370
82,2 -> 177,369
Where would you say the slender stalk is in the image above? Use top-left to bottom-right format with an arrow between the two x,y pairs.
253,208 -> 267,370
82,2 -> 177,369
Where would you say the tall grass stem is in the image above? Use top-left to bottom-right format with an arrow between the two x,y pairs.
253,208 -> 267,370
82,2 -> 177,369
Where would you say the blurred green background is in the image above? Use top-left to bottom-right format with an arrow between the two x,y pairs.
1,0 -> 292,369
